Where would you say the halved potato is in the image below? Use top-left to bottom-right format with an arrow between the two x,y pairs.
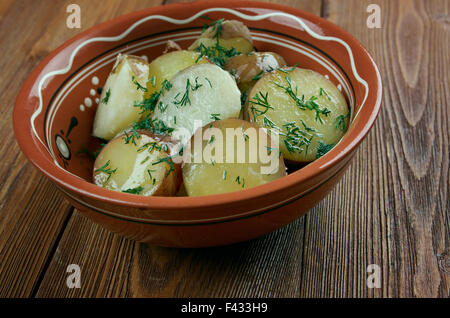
152,63 -> 241,144
182,119 -> 286,196
188,20 -> 254,59
92,54 -> 149,140
225,52 -> 287,92
246,67 -> 350,162
93,131 -> 181,196
145,50 -> 210,98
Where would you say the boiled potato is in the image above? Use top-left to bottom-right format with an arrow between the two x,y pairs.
93,131 -> 181,196
246,67 -> 350,162
145,50 -> 210,98
182,119 -> 286,196
92,54 -> 149,140
152,63 -> 241,144
188,19 -> 254,60
225,52 -> 287,92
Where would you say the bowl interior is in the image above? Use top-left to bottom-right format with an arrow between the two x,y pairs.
16,1 -> 380,208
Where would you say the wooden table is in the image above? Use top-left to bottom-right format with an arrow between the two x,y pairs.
0,0 -> 448,298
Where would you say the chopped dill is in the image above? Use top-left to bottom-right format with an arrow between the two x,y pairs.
158,101 -> 168,113
280,122 -> 318,155
205,77 -> 213,88
152,156 -> 176,177
210,113 -> 221,121
140,156 -> 150,164
251,70 -> 264,81
278,63 -> 299,74
94,160 -> 117,183
271,76 -> 331,123
335,110 -> 351,132
319,87 -> 332,101
122,186 -> 144,194
131,76 -> 148,92
174,79 -> 193,107
316,141 -> 335,159
122,130 -> 141,145
249,91 -> 273,121
101,89 -> 111,104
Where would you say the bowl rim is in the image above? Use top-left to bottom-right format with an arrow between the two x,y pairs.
13,0 -> 382,216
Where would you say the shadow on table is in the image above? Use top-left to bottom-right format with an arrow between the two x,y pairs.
133,216 -> 306,296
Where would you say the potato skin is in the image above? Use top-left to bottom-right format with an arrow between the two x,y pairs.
138,131 -> 183,196
200,20 -> 253,43
225,52 -> 287,92
246,67 -> 350,163
93,131 -> 181,196
182,119 -> 286,197
92,54 -> 149,140
188,19 -> 254,55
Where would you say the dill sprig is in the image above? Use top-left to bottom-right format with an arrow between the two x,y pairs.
174,79 -> 192,107
147,169 -> 157,185
235,176 -> 245,188
249,91 -> 273,121
316,141 -> 335,159
152,156 -> 176,177
251,70 -> 264,81
137,141 -> 162,153
161,79 -> 173,94
280,121 -> 321,155
195,18 -> 241,68
210,113 -> 221,121
133,117 -> 175,136
272,76 -> 331,123
134,91 -> 159,114
278,63 -> 299,74
335,110 -> 351,132
319,87 -> 332,101
195,43 -> 240,68
94,160 -> 117,183
263,116 -> 278,129
122,186 -> 144,194
205,77 -> 213,88
122,130 -> 141,145
133,79 -> 172,115
131,76 -> 148,92
158,101 -> 169,113
101,89 -> 111,104
240,90 -> 248,106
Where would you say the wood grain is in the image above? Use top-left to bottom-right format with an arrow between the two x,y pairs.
0,0 -> 75,297
302,0 -> 449,298
0,0 -> 448,298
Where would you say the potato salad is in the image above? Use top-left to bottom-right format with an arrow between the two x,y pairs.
89,18 -> 350,197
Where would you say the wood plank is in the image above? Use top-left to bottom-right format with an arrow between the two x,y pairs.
34,0 -> 323,298
35,211 -> 306,297
0,0 -> 75,297
0,0 -> 163,298
299,0 -> 449,297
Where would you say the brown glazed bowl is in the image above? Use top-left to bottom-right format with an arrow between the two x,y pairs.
13,0 -> 381,247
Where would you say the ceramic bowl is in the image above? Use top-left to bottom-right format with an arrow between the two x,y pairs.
13,0 -> 382,247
